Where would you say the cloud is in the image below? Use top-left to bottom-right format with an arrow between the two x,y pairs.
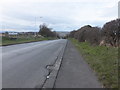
0,0 -> 119,32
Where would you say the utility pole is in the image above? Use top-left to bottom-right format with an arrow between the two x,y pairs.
118,1 -> 120,18
34,17 -> 43,36
35,17 -> 36,36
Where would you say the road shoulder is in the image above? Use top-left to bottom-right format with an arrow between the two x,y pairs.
54,40 -> 102,88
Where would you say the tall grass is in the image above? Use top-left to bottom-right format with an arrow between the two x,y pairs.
70,38 -> 118,88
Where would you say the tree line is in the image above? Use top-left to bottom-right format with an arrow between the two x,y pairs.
38,23 -> 59,38
69,18 -> 120,47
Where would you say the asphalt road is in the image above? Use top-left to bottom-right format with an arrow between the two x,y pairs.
2,39 -> 67,88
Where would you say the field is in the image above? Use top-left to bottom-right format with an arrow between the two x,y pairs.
70,38 -> 118,88
0,37 -> 56,46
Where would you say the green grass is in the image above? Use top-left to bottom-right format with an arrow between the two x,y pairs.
70,38 -> 118,88
0,37 -> 56,46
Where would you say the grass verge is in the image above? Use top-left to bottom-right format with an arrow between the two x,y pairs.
0,37 -> 56,46
70,38 -> 118,88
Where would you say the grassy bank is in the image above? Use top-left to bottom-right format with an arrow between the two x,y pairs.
70,38 -> 118,88
0,37 -> 56,46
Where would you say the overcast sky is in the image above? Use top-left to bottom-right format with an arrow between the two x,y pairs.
0,0 -> 119,32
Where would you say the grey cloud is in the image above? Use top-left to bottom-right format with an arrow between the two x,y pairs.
1,1 -> 118,32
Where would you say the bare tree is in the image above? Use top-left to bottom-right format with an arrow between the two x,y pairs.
69,18 -> 120,47
69,30 -> 77,38
69,25 -> 101,45
39,24 -> 57,37
102,19 -> 120,47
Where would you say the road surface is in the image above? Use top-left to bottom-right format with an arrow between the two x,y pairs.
54,41 -> 102,88
2,39 -> 67,88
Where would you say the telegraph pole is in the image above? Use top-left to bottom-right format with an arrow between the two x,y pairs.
34,17 -> 43,36
118,1 -> 120,18
35,17 -> 36,36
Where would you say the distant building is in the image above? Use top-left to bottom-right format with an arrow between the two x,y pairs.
8,32 -> 18,35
